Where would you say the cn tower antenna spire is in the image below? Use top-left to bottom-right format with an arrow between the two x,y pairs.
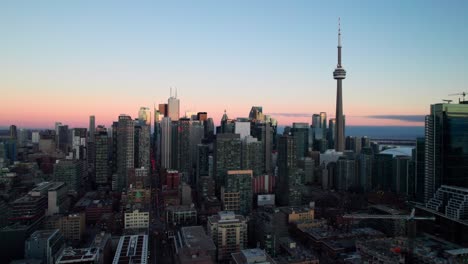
338,17 -> 341,47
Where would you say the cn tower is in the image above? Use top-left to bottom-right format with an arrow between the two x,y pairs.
333,18 -> 346,152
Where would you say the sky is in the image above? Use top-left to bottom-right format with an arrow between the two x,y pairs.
1,0 -> 467,129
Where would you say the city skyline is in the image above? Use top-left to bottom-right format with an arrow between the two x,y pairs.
2,1 -> 468,128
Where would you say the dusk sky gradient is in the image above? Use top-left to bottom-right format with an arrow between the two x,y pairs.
1,1 -> 468,128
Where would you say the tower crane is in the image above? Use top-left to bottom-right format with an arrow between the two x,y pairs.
449,92 -> 467,103
343,208 -> 435,264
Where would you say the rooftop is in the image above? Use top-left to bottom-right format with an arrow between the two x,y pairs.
180,226 -> 216,252
56,247 -> 100,264
28,229 -> 60,240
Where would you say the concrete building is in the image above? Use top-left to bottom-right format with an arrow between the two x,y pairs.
124,205 -> 149,229
56,247 -> 100,264
175,226 -> 216,264
45,182 -> 69,216
112,235 -> 148,264
9,193 -> 47,224
208,211 -> 248,263
276,237 -> 319,264
166,205 -> 197,227
44,213 -> 85,242
25,229 -> 65,264
232,248 -> 277,264
357,235 -> 468,264
235,121 -> 251,139
426,185 -> 468,221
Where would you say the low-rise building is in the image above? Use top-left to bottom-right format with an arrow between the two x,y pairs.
124,204 -> 149,229
44,213 -> 85,242
56,247 -> 100,264
166,205 -> 197,227
112,235 -> 148,264
232,248 -> 277,264
25,229 -> 65,264
175,226 -> 216,264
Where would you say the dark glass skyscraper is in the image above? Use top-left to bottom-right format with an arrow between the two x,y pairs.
95,126 -> 109,187
116,115 -> 134,191
424,103 -> 468,202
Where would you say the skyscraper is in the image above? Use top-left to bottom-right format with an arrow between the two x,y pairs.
223,170 -> 253,215
214,134 -> 242,191
95,126 -> 109,187
161,117 -> 172,170
116,115 -> 134,191
424,102 -> 468,202
9,125 -> 17,140
178,117 -> 191,181
241,136 -> 263,177
138,107 -> 151,126
89,116 -> 95,142
333,19 -> 346,152
134,122 -> 150,175
277,135 -> 302,206
168,93 -> 180,121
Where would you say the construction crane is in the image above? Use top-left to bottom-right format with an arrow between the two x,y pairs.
442,99 -> 453,104
343,208 -> 435,264
449,92 -> 467,103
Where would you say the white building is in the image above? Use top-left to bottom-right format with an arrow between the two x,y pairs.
124,207 -> 149,229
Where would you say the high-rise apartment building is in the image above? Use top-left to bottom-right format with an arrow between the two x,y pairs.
241,136 -> 263,177
359,147 -> 374,191
424,102 -> 468,202
134,123 -> 150,176
214,134 -> 242,191
337,156 -> 357,191
116,115 -> 134,191
223,170 -> 253,215
95,127 -> 109,187
208,211 -> 248,263
277,135 -> 301,206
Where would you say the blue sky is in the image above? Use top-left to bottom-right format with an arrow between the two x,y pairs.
1,1 -> 467,127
